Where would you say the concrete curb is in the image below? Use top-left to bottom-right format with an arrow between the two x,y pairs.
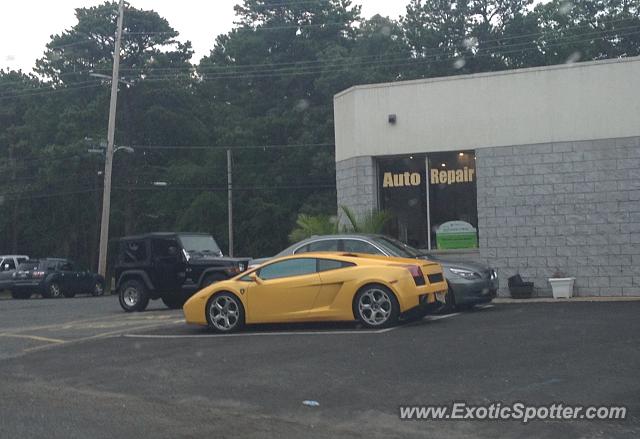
494,296 -> 640,304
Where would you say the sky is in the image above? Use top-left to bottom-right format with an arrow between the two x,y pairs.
1,1 -> 409,74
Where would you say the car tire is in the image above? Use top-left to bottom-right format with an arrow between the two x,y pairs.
43,282 -> 63,299
354,284 -> 399,329
92,280 -> 105,297
118,279 -> 150,312
162,295 -> 187,310
63,291 -> 76,298
205,292 -> 245,333
11,291 -> 31,300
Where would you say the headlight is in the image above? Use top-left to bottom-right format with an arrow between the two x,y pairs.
449,267 -> 481,280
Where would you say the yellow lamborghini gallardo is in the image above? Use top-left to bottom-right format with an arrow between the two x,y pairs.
183,252 -> 448,332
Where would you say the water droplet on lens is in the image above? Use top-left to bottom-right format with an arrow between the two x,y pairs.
559,1 -> 574,15
565,51 -> 581,64
295,99 -> 310,112
453,58 -> 466,69
463,37 -> 478,49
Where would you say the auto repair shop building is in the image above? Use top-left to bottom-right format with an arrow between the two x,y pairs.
333,56 -> 640,297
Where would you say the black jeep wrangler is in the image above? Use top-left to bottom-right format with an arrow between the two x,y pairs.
114,233 -> 250,312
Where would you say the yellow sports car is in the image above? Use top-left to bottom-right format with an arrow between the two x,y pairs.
183,252 -> 448,332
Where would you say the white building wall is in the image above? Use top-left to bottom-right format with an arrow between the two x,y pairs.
334,57 -> 640,162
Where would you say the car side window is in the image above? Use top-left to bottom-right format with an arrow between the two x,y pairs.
152,239 -> 180,260
317,259 -> 355,272
121,240 -> 148,263
307,240 -> 339,252
293,244 -> 310,254
258,258 -> 317,280
2,259 -> 16,271
341,239 -> 383,255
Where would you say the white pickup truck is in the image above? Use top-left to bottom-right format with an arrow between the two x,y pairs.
0,255 -> 30,292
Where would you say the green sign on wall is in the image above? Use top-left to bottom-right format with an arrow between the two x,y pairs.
436,221 -> 478,249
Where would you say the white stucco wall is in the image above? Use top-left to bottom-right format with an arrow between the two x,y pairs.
334,56 -> 640,162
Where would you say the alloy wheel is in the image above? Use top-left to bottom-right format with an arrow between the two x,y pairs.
208,295 -> 240,331
49,283 -> 62,298
358,288 -> 392,326
123,287 -> 139,307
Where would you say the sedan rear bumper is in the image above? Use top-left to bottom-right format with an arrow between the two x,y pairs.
449,277 -> 498,306
11,281 -> 45,294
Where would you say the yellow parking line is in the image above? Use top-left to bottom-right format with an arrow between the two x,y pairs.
0,333 -> 65,344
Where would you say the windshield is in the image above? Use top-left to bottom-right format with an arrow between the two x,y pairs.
179,235 -> 222,256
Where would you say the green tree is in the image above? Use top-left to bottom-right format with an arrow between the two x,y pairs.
340,206 -> 391,234
288,213 -> 339,243
534,0 -> 640,64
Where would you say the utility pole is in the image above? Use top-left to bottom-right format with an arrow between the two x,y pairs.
227,149 -> 234,257
97,0 -> 125,278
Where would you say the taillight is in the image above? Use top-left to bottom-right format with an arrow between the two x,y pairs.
33,271 -> 45,278
404,265 -> 426,286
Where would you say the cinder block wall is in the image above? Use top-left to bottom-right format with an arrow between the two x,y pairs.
336,157 -> 377,227
476,137 -> 640,297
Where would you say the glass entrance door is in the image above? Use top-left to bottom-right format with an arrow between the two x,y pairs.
377,155 -> 428,249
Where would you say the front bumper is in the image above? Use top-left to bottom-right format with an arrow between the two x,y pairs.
449,275 -> 499,305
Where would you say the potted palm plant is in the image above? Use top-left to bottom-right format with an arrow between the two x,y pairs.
548,270 -> 575,299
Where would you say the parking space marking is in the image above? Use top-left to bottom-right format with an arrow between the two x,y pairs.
2,312 -> 181,334
0,333 -> 65,344
476,304 -> 495,309
423,313 -> 461,321
121,312 -> 477,339
20,320 -> 186,354
123,325 -> 399,339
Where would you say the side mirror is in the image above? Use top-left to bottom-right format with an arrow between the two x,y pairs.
249,272 -> 263,285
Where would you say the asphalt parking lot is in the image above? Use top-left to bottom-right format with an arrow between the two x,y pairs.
0,295 -> 638,439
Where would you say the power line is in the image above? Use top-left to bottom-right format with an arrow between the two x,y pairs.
115,184 -> 335,192
98,25 -> 640,82
135,27 -> 640,82
93,17 -> 640,75
130,142 -> 334,151
0,183 -> 335,202
0,82 -> 103,101
5,15 -> 635,86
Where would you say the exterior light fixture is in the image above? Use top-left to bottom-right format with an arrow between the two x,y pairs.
459,152 -> 464,157
441,163 -> 446,167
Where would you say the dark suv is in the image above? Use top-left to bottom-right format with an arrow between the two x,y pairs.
114,233 -> 250,312
11,258 -> 105,299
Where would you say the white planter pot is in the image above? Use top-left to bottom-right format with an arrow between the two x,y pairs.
549,277 -> 575,299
